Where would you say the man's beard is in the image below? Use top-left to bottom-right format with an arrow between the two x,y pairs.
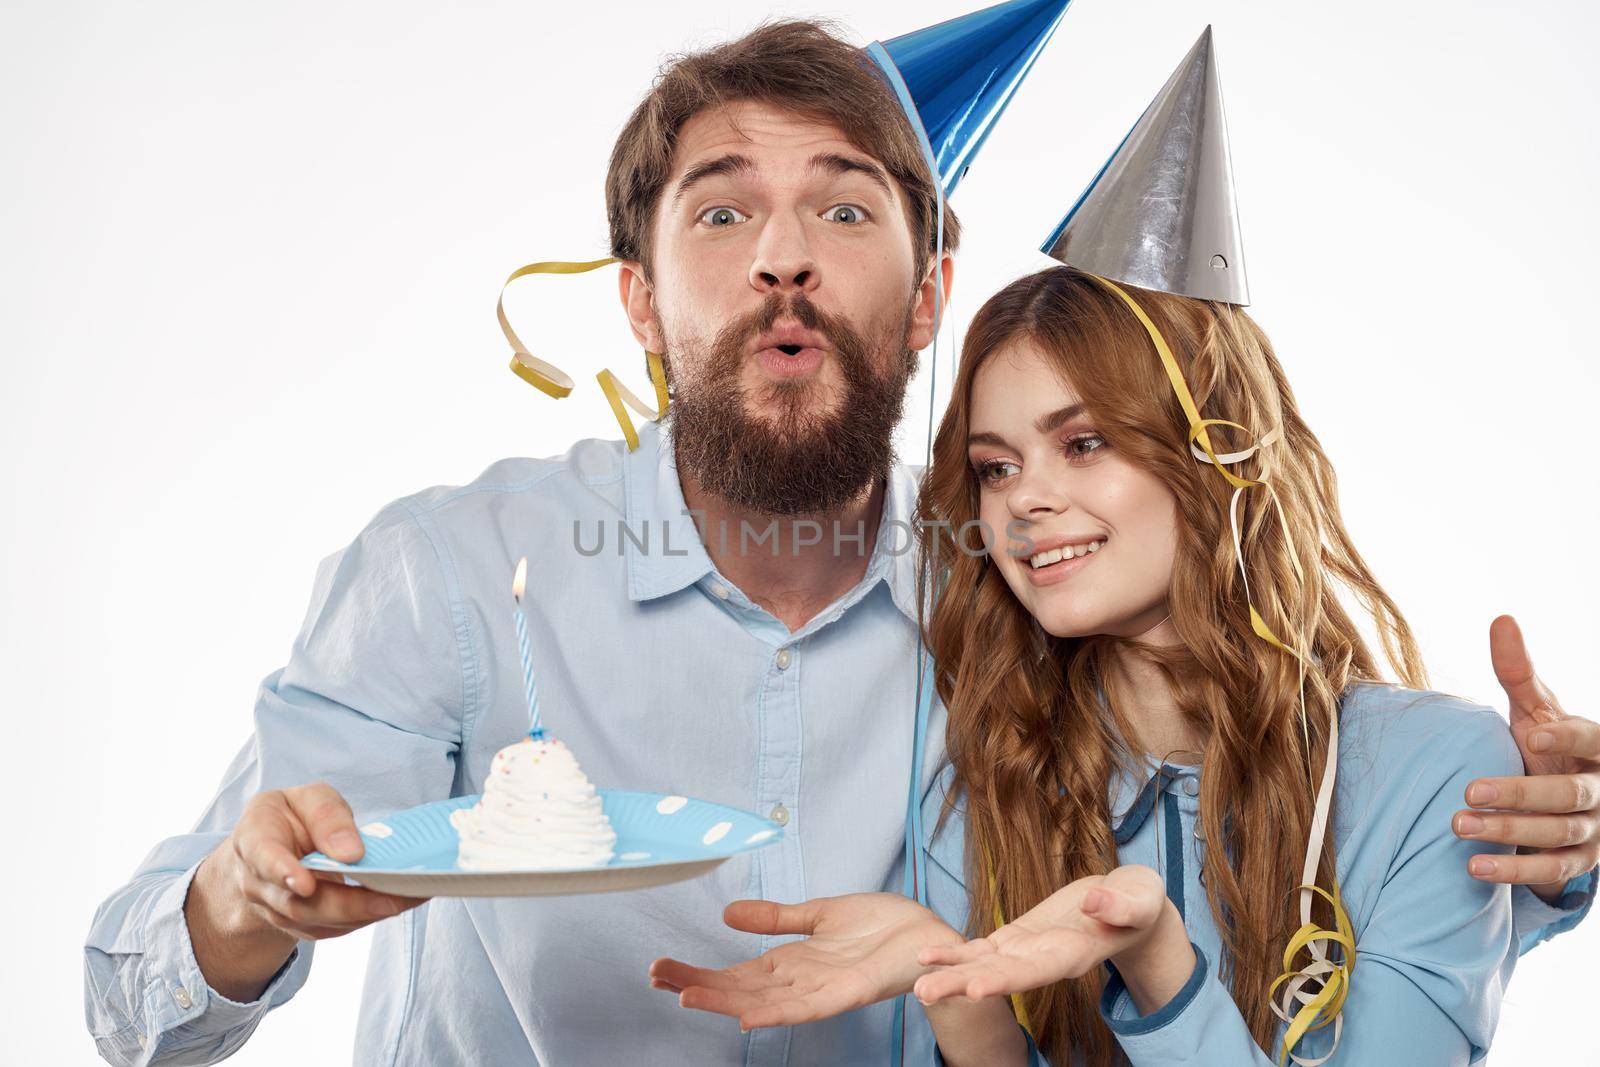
664,290 -> 919,517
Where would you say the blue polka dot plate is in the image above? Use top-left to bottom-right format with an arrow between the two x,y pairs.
301,790 -> 784,897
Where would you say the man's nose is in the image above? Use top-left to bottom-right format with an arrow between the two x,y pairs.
749,213 -> 820,294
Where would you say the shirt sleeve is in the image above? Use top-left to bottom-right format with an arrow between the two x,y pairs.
83,499 -> 470,1065
1513,869 -> 1597,955
1100,709 -> 1522,1067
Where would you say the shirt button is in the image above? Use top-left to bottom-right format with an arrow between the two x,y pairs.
173,986 -> 192,1009
775,648 -> 792,670
770,804 -> 790,826
1182,778 -> 1199,797
710,583 -> 729,600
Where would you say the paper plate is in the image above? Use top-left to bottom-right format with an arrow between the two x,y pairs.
301,790 -> 784,897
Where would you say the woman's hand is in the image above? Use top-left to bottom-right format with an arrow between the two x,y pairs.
650,892 -> 964,1030
913,865 -> 1192,1013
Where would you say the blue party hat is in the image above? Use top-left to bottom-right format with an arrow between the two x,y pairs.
867,0 -> 1073,197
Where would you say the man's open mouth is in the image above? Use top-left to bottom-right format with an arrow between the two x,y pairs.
751,321 -> 830,356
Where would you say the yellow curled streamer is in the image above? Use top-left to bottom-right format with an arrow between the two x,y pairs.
1084,273 -> 1354,1065
598,353 -> 670,453
1268,882 -> 1356,1065
1094,274 -> 1316,662
1099,275 -> 1308,661
496,255 -> 671,449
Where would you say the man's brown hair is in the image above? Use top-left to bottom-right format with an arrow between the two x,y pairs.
605,19 -> 961,280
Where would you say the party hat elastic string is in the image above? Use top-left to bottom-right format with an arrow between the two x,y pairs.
880,36 -> 958,1062
496,256 -> 669,450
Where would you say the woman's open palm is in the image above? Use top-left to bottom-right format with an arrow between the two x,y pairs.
913,865 -> 1169,1005
651,892 -> 963,1030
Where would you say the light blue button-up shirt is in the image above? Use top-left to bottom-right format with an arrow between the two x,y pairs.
83,419 -> 1591,1066
83,419 -> 952,1066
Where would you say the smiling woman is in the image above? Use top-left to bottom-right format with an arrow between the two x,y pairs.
903,264 -> 1550,1065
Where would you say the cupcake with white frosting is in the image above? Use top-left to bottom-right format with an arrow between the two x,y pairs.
450,735 -> 616,870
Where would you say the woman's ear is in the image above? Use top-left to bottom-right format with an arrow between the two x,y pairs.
618,261 -> 664,352
907,252 -> 957,352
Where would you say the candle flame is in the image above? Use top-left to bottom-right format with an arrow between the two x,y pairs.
512,556 -> 528,601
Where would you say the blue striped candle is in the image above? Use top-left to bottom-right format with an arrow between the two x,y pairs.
511,557 -> 545,739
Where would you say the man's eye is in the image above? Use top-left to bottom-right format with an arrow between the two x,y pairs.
700,206 -> 748,227
823,204 -> 868,225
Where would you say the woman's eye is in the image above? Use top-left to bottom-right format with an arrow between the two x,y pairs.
700,206 -> 748,227
1064,433 -> 1106,462
974,460 -> 1020,488
823,204 -> 868,225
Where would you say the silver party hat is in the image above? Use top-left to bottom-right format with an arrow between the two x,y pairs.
1040,26 -> 1249,305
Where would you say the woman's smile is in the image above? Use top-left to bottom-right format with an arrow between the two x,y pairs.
1016,536 -> 1107,587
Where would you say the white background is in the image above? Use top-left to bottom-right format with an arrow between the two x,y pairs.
3,0 -> 1596,1063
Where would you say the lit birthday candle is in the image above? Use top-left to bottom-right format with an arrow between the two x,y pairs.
449,556 -> 616,871
511,557 -> 545,739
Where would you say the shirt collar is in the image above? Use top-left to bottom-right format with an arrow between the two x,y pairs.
623,418 -> 923,627
622,419 -> 716,601
1109,752 -> 1202,842
878,459 -> 923,625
